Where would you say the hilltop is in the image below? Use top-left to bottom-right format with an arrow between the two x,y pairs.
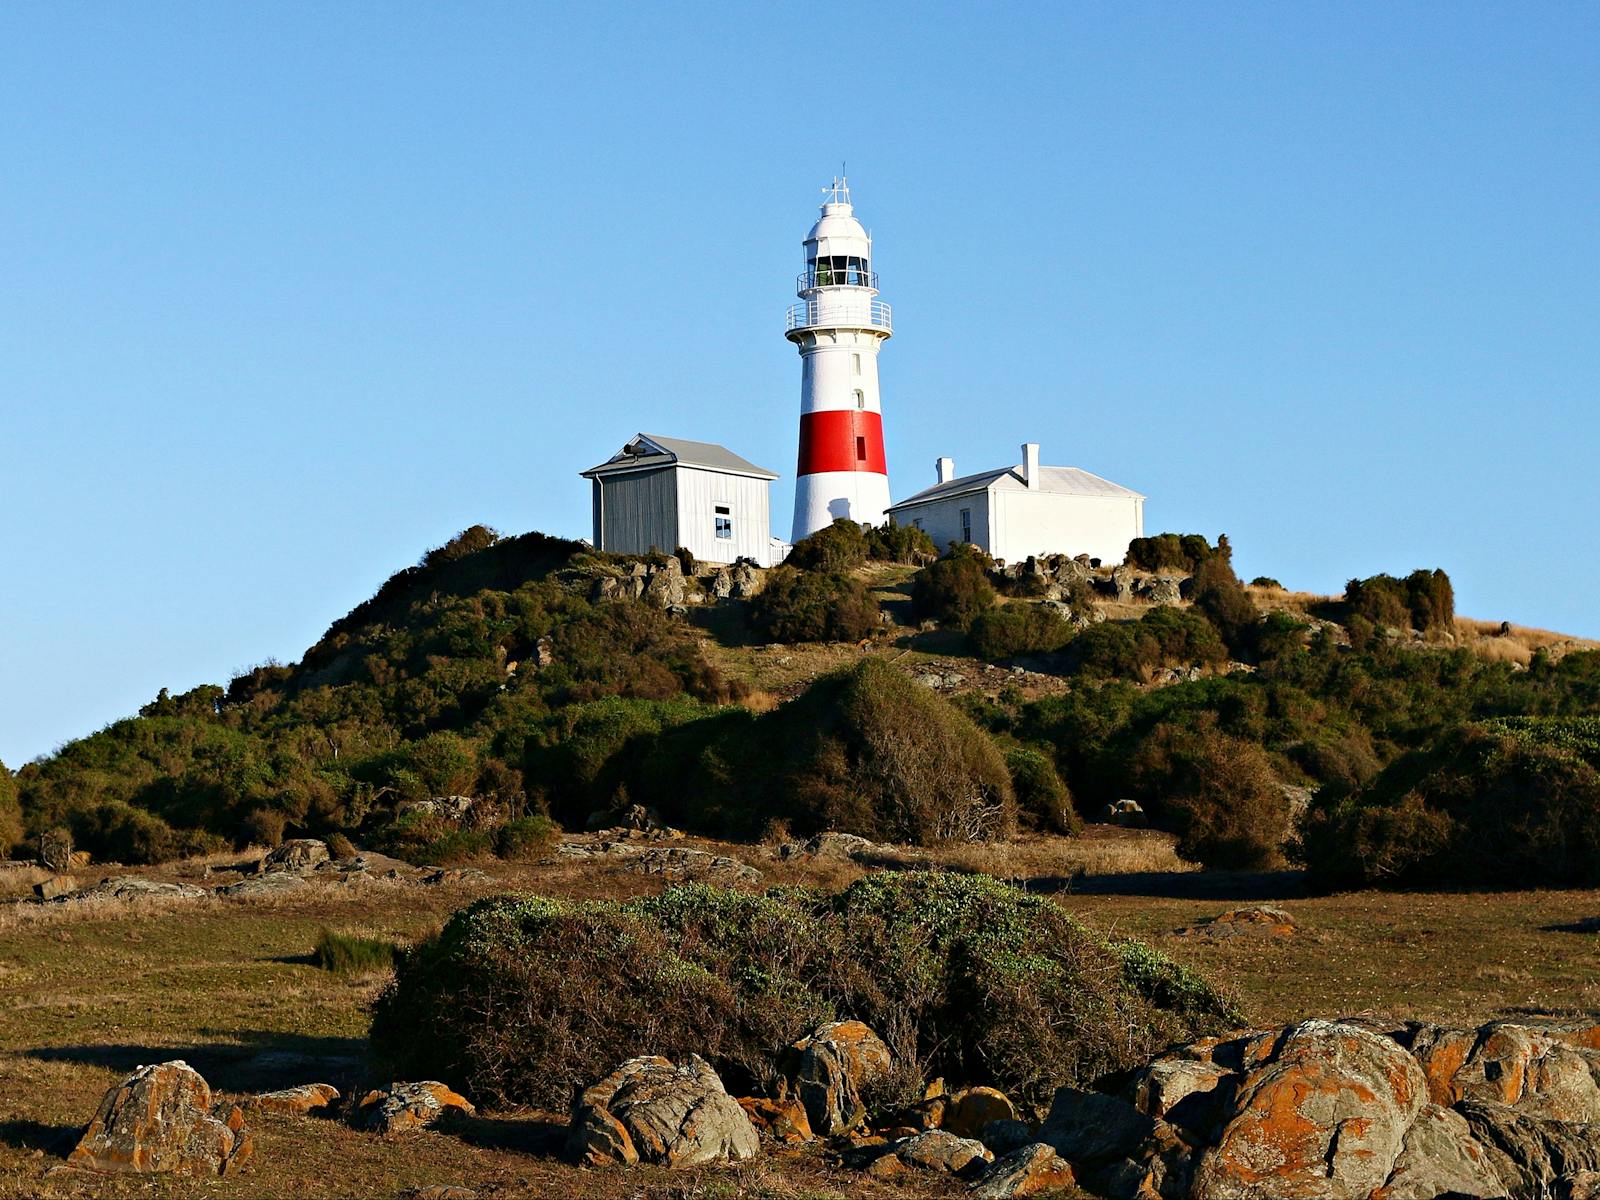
6,520 -> 1600,891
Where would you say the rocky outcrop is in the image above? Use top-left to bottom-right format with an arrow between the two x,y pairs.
1376,1102 -> 1505,1199
568,1055 -> 758,1167
351,1081 -> 475,1135
1458,1100 -> 1600,1197
780,1020 -> 893,1136
244,1083 -> 340,1117
1407,1020 -> 1600,1121
1175,905 -> 1299,940
67,1060 -> 253,1175
218,871 -> 308,898
624,846 -> 761,885
70,877 -> 208,902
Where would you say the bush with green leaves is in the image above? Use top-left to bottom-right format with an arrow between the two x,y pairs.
685,658 -> 1015,844
1005,745 -> 1081,834
968,603 -> 1074,661
1301,722 -> 1600,891
1072,606 -> 1228,680
371,873 -> 1239,1111
1125,533 -> 1218,573
911,545 -> 997,631
1345,569 -> 1455,634
864,521 -> 937,564
747,567 -> 880,644
786,518 -> 868,573
1190,554 -> 1257,656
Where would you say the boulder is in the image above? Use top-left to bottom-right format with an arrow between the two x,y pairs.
417,867 -> 497,887
882,1129 -> 991,1176
73,877 -> 208,901
244,1083 -> 340,1117
1147,575 -> 1184,605
781,1019 -> 893,1136
778,830 -> 878,861
1124,1055 -> 1235,1135
217,872 -> 308,898
978,1118 -> 1035,1156
943,1087 -> 1019,1140
1101,799 -> 1147,828
1458,1100 -> 1600,1197
1374,1102 -> 1505,1200
970,1143 -> 1077,1198
737,1096 -> 813,1144
729,561 -> 763,598
1038,1088 -> 1158,1165
1188,1020 -> 1428,1200
642,568 -> 686,609
33,874 -> 76,900
1560,1172 -> 1600,1200
1408,1021 -> 1600,1121
568,1054 -> 758,1167
256,839 -> 329,874
67,1060 -> 253,1176
351,1081 -> 475,1135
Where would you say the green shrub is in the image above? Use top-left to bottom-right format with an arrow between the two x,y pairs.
1190,554 -> 1256,656
748,567 -> 880,643
968,603 -> 1074,662
1301,724 -> 1600,891
688,659 -> 1015,845
1005,746 -> 1081,834
74,801 -> 223,865
911,545 -> 997,631
494,814 -> 560,861
1074,607 -> 1228,680
1250,577 -> 1283,589
787,518 -> 868,573
1126,533 -> 1217,573
371,873 -> 1238,1111
313,928 -> 397,975
1125,722 -> 1289,868
865,522 -> 937,564
1345,570 -> 1454,635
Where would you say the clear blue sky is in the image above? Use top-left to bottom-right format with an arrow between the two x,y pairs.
3,2 -> 1597,766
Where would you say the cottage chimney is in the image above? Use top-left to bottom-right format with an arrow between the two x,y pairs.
936,457 -> 955,484
1022,443 -> 1041,489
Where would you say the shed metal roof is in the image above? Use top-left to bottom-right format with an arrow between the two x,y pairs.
887,463 -> 1144,511
581,433 -> 778,481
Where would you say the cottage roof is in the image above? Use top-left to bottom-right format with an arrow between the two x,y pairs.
581,433 -> 778,481
887,463 -> 1144,511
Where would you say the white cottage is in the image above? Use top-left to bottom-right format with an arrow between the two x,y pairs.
580,433 -> 779,567
885,442 -> 1145,566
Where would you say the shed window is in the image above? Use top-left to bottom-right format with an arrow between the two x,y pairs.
715,505 -> 732,539
960,508 -> 972,543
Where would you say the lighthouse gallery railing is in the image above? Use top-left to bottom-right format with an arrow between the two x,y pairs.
785,299 -> 893,334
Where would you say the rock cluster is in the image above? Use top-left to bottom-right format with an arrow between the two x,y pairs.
592,557 -> 763,611
568,1055 -> 758,1167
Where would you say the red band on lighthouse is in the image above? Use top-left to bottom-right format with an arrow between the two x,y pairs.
796,410 -> 887,475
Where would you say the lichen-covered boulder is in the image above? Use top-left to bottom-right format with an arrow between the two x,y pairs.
942,1086 -> 1019,1140
1408,1021 -> 1600,1122
780,1019 -> 892,1136
568,1055 -> 758,1168
257,839 -> 329,874
1458,1100 -> 1600,1197
244,1083 -> 340,1116
1189,1020 -> 1427,1200
1125,1054 -> 1236,1134
351,1081 -> 474,1134
970,1143 -> 1077,1198
67,1060 -> 253,1175
737,1095 -> 813,1144
863,1128 -> 991,1178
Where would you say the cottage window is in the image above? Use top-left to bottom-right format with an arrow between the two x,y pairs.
960,509 -> 972,543
715,505 -> 732,539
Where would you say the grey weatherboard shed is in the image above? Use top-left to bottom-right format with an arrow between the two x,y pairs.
580,433 -> 779,566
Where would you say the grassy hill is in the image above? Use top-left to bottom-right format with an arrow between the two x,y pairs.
10,521 -> 1600,889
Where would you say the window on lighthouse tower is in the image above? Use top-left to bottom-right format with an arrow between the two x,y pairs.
853,389 -> 865,410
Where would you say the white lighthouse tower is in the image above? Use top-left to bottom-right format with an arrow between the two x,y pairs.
787,177 -> 894,542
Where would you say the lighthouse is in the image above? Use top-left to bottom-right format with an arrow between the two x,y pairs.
787,177 -> 894,542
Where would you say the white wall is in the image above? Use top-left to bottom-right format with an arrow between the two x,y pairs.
989,490 -> 1144,565
675,466 -> 773,566
892,489 -> 992,556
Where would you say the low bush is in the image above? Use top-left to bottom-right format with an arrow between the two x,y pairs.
324,832 -> 356,859
1126,533 -> 1217,573
968,603 -> 1074,661
313,928 -> 397,975
1190,554 -> 1257,656
1005,745 -> 1081,834
748,567 -> 880,643
786,518 -> 868,573
371,873 -> 1238,1111
865,522 -> 937,564
1301,723 -> 1600,891
1249,576 -> 1283,589
911,545 -> 997,631
1345,569 -> 1455,635
1073,607 -> 1228,680
1125,721 -> 1289,869
493,814 -> 561,861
